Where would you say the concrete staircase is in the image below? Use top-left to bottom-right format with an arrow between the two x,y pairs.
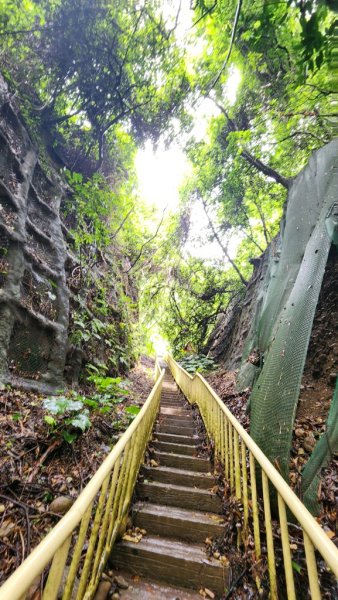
111,370 -> 228,599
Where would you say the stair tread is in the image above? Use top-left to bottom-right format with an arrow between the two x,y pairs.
154,441 -> 198,452
111,370 -> 227,596
138,480 -> 218,497
143,465 -> 213,478
154,432 -> 199,443
116,535 -> 222,566
133,501 -> 224,525
155,450 -> 209,461
113,572 -> 202,599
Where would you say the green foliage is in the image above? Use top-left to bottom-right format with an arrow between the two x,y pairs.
87,374 -> 129,398
12,412 -> 23,422
42,375 -> 130,442
0,0 -> 189,168
0,0 -> 335,375
43,394 -> 91,443
125,405 -> 141,417
178,354 -> 216,374
43,397 -> 84,415
141,0 -> 335,353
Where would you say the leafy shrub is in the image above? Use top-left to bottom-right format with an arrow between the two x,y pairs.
178,354 -> 216,374
43,376 -> 129,443
87,374 -> 129,397
43,394 -> 91,443
43,374 -> 140,442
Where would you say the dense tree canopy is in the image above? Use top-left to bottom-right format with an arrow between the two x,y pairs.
0,0 -> 335,352
147,0 -> 335,352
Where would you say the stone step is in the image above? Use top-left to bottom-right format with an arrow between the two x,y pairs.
156,422 -> 195,433
157,421 -> 195,431
154,432 -> 199,446
159,408 -> 191,416
113,571 -> 202,600
158,413 -> 193,422
110,535 -> 228,596
160,406 -> 192,417
137,481 -> 222,513
153,441 -> 198,456
133,502 -> 225,543
141,465 -> 214,489
154,451 -> 210,471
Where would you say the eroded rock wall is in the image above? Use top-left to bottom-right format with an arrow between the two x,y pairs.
0,77 -> 69,393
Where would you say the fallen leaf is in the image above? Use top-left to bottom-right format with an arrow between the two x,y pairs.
209,515 -> 224,523
325,529 -> 335,540
122,534 -> 140,543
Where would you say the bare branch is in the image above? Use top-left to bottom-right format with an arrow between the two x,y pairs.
124,209 -> 166,273
201,197 -> 248,286
110,207 -> 134,240
207,0 -> 243,92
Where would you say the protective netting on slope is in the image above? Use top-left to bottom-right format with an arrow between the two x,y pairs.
302,379 -> 338,514
238,140 -> 338,494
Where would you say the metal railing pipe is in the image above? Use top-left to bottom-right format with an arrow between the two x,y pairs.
166,354 -> 338,586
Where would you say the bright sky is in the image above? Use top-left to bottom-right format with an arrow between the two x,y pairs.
135,2 -> 241,263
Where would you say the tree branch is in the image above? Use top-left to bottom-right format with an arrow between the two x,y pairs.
110,207 -> 134,240
124,209 -> 166,273
192,2 -> 217,27
201,198 -> 248,286
207,0 -> 243,92
213,99 -> 290,188
240,149 -> 290,188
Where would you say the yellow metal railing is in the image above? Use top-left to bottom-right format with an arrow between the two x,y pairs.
0,363 -> 164,600
167,354 -> 338,600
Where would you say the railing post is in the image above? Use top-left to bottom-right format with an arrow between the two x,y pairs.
42,535 -> 72,600
166,354 -> 338,599
262,471 -> 278,599
277,493 -> 296,600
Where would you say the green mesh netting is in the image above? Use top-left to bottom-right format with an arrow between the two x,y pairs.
240,140 -> 338,493
302,378 -> 338,514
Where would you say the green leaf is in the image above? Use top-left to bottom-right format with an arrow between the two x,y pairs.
12,412 -> 22,421
62,430 -> 78,444
83,398 -> 99,408
125,405 -> 141,416
68,412 -> 91,431
43,397 -> 84,414
291,561 -> 302,575
44,415 -> 56,427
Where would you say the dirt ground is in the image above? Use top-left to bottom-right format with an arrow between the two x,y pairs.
0,357 -> 154,584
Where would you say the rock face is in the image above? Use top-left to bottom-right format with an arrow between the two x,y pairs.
0,76 -> 69,393
0,75 -> 137,392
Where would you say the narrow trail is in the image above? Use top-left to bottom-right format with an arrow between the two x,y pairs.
111,368 -> 228,598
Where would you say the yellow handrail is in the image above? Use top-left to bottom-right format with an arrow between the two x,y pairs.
0,362 -> 165,600
166,354 -> 338,599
